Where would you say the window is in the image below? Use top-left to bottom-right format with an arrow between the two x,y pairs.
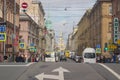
115,31 -> 118,34
115,35 -> 118,38
84,53 -> 95,58
118,1 -> 120,11
109,5 -> 112,15
115,27 -> 118,30
108,22 -> 112,32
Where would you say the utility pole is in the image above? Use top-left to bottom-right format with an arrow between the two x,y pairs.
12,0 -> 16,61
3,0 -> 6,57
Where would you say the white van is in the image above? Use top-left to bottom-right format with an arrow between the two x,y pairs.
82,48 -> 96,63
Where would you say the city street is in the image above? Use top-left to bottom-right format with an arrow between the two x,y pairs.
0,59 -> 120,80
0,0 -> 120,80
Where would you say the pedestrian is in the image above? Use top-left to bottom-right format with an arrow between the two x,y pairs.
100,55 -> 104,63
8,54 -> 12,62
0,56 -> 2,62
3,55 -> 8,62
15,55 -> 19,62
112,54 -> 116,63
117,53 -> 120,63
103,56 -> 106,63
97,55 -> 100,63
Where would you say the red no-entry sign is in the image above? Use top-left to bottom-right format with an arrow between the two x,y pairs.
22,2 -> 28,9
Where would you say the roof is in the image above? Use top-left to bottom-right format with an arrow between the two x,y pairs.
83,48 -> 95,53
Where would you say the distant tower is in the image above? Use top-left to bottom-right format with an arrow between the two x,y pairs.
45,14 -> 52,30
58,32 -> 65,51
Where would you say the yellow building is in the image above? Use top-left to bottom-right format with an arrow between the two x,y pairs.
76,9 -> 91,55
73,0 -> 112,57
70,27 -> 78,54
89,0 -> 112,57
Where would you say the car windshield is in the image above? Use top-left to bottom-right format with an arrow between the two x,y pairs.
84,53 -> 95,58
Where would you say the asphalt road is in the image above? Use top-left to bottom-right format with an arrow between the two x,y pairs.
0,59 -> 120,80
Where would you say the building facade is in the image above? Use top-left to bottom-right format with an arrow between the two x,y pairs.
68,0 -> 112,57
19,13 -> 40,60
90,0 -> 112,57
20,0 -> 45,54
112,0 -> 120,54
45,30 -> 55,52
78,9 -> 91,55
0,0 -> 20,62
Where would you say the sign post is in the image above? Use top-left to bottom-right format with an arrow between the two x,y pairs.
21,2 -> 28,12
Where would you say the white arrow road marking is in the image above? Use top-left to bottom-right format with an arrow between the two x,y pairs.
35,73 -> 59,80
99,63 -> 120,80
52,67 -> 70,80
35,67 -> 70,80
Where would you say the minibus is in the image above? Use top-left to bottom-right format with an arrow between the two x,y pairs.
82,48 -> 96,63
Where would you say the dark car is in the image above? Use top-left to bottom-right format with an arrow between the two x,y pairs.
60,55 -> 67,61
75,56 -> 82,63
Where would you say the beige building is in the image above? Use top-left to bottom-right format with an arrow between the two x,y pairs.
70,0 -> 112,57
70,27 -> 78,53
20,0 -> 45,28
76,9 -> 91,55
45,30 -> 55,52
58,32 -> 65,51
20,0 -> 45,54
20,13 -> 40,60
89,0 -> 112,57
0,0 -> 20,62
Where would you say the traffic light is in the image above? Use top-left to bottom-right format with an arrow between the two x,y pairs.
104,43 -> 108,52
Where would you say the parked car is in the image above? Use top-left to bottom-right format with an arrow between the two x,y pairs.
75,56 -> 82,63
60,55 -> 67,61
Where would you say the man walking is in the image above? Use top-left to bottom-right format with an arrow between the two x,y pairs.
117,53 -> 120,63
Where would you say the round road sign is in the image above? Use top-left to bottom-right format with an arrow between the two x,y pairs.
22,2 -> 28,9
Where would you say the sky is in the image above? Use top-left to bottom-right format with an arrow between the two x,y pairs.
40,0 -> 97,44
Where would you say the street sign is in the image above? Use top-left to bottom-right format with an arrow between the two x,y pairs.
96,48 -> 101,53
22,2 -> 28,9
0,25 -> 6,32
5,44 -> 12,48
35,67 -> 70,80
0,22 -> 6,25
96,44 -> 100,48
113,17 -> 119,43
29,47 -> 36,52
13,39 -> 18,46
0,33 -> 6,42
0,22 -> 6,32
30,43 -> 34,46
19,43 -> 26,49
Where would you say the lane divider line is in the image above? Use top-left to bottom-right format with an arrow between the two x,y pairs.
99,63 -> 120,80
